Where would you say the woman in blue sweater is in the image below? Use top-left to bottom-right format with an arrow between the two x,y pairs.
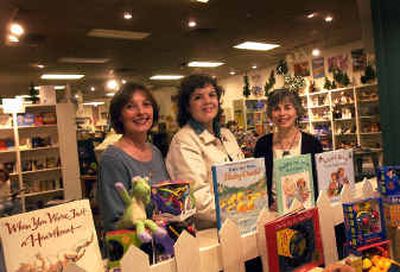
98,82 -> 169,232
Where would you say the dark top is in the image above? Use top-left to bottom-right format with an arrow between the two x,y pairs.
98,144 -> 169,232
254,132 -> 323,207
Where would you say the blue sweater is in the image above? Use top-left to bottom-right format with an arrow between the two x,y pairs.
98,144 -> 169,232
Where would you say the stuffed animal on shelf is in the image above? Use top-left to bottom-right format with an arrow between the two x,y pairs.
114,176 -> 169,244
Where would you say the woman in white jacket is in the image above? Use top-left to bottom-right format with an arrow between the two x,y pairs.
166,74 -> 244,229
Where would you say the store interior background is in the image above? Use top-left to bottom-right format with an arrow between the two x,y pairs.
0,0 -> 387,212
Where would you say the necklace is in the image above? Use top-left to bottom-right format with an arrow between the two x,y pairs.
277,130 -> 299,157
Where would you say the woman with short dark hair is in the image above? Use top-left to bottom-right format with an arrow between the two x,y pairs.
166,74 -> 244,229
254,88 -> 323,209
98,82 -> 169,232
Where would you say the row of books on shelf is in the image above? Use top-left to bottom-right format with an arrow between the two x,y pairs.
0,111 -> 57,129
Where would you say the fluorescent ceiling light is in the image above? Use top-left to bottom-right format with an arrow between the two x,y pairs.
83,101 -> 105,106
58,57 -> 110,64
187,61 -> 224,68
106,93 -> 115,97
87,29 -> 150,40
233,41 -> 280,51
196,0 -> 209,2
15,95 -> 32,99
41,74 -> 85,80
34,85 -> 66,90
150,75 -> 184,80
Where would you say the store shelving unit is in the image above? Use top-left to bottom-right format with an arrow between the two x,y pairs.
0,102 -> 81,212
299,83 -> 382,151
232,83 -> 382,153
233,98 -> 271,135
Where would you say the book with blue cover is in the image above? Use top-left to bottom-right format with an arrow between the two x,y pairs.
212,158 -> 268,235
274,154 -> 315,214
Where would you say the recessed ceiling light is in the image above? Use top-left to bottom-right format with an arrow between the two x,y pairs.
74,94 -> 80,99
252,65 -> 257,69
229,71 -> 236,75
150,75 -> 184,80
196,0 -> 209,3
188,20 -> 197,28
87,29 -> 150,40
34,85 -> 66,90
188,61 -> 224,68
36,64 -> 45,69
121,79 -> 127,84
325,16 -> 334,22
106,79 -> 119,90
312,48 -> 321,57
59,57 -> 109,64
106,92 -> 115,97
41,74 -> 85,80
10,23 -> 24,36
233,41 -> 280,51
306,12 -> 316,19
90,86 -> 96,91
8,34 -> 19,43
123,11 -> 133,20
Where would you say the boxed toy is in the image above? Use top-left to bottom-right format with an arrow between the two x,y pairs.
377,166 -> 400,196
383,195 -> 400,227
151,181 -> 196,240
264,208 -> 324,272
342,197 -> 386,250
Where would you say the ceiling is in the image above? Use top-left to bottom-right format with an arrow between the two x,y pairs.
0,0 -> 363,100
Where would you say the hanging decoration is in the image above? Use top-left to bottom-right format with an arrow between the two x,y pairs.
29,82 -> 39,104
264,70 -> 276,97
284,74 -> 305,92
360,65 -> 376,84
276,59 -> 289,75
332,69 -> 350,87
243,74 -> 251,98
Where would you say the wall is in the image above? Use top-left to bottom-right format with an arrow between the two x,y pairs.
219,40 -> 371,121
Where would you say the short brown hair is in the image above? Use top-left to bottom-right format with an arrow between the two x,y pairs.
266,88 -> 305,119
109,82 -> 159,134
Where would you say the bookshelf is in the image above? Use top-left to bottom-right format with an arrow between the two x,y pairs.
0,102 -> 81,212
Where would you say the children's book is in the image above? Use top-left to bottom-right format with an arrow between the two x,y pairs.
0,199 -> 103,272
315,149 -> 355,201
212,158 -> 268,235
274,154 -> 314,214
264,208 -> 324,272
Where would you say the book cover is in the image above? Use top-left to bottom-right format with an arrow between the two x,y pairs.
212,158 -> 268,235
315,149 -> 355,201
0,199 -> 103,272
264,208 -> 324,272
274,154 -> 314,214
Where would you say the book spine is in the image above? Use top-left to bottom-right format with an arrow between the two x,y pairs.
211,166 -> 222,230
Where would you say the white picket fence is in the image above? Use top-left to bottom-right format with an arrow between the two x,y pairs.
65,178 -> 377,272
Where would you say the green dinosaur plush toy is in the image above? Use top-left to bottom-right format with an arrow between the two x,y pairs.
114,176 -> 167,243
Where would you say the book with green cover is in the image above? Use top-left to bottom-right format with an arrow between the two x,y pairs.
274,154 -> 315,214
